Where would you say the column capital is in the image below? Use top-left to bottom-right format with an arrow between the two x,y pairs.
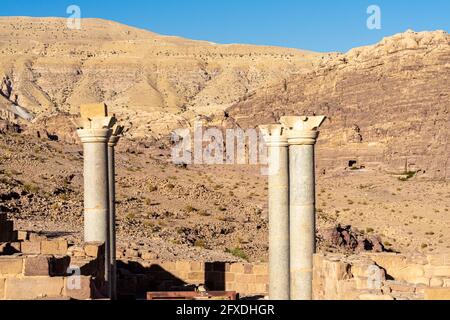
280,116 -> 326,145
75,114 -> 118,144
259,124 -> 288,147
108,125 -> 124,147
77,128 -> 112,143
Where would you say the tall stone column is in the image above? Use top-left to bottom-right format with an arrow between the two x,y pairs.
280,116 -> 326,300
108,125 -> 123,301
259,124 -> 290,300
75,105 -> 117,299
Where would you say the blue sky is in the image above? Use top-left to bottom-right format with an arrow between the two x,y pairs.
1,0 -> 449,52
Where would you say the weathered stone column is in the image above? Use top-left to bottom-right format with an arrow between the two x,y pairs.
108,125 -> 123,301
280,116 -> 326,300
259,124 -> 290,300
75,103 -> 116,299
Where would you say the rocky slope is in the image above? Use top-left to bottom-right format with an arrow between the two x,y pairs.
0,17 -> 323,137
227,30 -> 450,179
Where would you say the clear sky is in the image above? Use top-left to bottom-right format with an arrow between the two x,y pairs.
1,0 -> 449,52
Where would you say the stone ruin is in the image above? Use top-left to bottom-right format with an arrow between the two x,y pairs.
1,109 -> 450,300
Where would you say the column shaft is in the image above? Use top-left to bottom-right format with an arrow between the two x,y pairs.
108,144 -> 117,300
79,128 -> 111,298
268,144 -> 290,300
289,144 -> 316,300
83,141 -> 110,243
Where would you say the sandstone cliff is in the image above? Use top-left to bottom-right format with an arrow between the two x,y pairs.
227,30 -> 450,179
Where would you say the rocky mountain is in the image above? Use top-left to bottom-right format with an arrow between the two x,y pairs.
0,17 -> 323,137
226,30 -> 450,179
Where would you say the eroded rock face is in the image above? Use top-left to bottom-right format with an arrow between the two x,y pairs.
227,30 -> 450,179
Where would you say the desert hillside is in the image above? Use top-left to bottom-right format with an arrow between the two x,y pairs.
226,30 -> 450,179
0,17 -> 324,137
1,18 -> 450,262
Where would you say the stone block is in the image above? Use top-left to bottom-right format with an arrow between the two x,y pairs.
366,253 -> 407,271
84,242 -> 104,258
41,240 -> 68,255
395,265 -> 425,282
5,277 -> 64,300
425,266 -> 450,277
187,272 -> 204,281
352,262 -> 379,277
190,261 -> 204,272
21,241 -> 41,254
443,279 -> 450,288
253,264 -> 268,275
324,259 -> 351,280
234,283 -> 248,294
230,263 -> 245,274
0,256 -> 23,275
430,278 -> 444,287
24,255 -> 51,276
339,290 -> 363,300
255,283 -> 268,294
336,280 -> 356,296
313,254 -> 325,269
176,261 -> 191,272
388,281 -> 416,293
355,277 -> 370,290
367,253 -> 427,283
225,272 -> 235,282
255,275 -> 268,283
17,230 -> 28,241
68,246 -> 85,257
80,103 -> 108,119
243,264 -> 253,274
427,254 -> 450,266
225,282 -> 235,291
64,276 -> 94,300
29,233 -> 46,242
235,274 -> 255,283
424,288 -> 450,300
409,277 -> 430,286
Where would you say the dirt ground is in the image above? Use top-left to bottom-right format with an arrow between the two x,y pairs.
1,129 -> 449,262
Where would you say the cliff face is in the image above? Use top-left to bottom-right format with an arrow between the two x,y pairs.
0,17 -> 322,137
227,30 -> 450,179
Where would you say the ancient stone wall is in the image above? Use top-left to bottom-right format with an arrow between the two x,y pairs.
313,253 -> 450,300
1,216 -> 103,300
3,214 -> 450,300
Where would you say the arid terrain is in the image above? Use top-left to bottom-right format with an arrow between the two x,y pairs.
1,17 -> 449,263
